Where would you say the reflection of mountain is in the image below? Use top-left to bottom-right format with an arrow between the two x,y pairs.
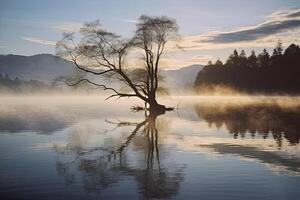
195,103 -> 300,146
55,114 -> 184,199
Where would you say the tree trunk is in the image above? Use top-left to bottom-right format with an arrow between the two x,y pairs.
148,99 -> 166,115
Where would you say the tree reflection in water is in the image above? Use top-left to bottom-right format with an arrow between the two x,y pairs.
54,112 -> 184,199
195,103 -> 300,148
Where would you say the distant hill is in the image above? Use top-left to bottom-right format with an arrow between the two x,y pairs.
0,54 -> 202,93
0,54 -> 75,82
162,64 -> 203,88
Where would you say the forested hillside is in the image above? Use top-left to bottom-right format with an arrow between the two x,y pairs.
195,42 -> 300,94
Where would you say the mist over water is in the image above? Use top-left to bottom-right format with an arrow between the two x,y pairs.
0,95 -> 300,200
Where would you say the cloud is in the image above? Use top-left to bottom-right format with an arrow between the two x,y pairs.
269,8 -> 300,19
1,19 -> 83,32
120,19 -> 138,24
21,37 -> 56,46
200,8 -> 300,44
191,55 -> 215,63
46,21 -> 82,32
158,8 -> 300,68
62,8 -> 300,69
287,10 -> 300,18
163,8 -> 300,55
202,20 -> 300,43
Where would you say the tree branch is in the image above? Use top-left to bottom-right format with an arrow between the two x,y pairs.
65,78 -> 138,100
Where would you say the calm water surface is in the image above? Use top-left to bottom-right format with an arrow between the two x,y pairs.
0,96 -> 300,200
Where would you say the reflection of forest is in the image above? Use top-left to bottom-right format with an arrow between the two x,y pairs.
55,114 -> 184,199
200,143 -> 300,173
195,104 -> 300,146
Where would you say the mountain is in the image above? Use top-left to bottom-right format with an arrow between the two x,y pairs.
0,54 -> 75,82
0,54 -> 202,93
162,64 -> 203,87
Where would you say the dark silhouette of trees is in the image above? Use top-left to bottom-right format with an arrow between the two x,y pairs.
248,50 -> 258,68
0,73 -> 52,92
56,15 -> 178,113
272,40 -> 283,57
258,49 -> 270,68
194,42 -> 300,93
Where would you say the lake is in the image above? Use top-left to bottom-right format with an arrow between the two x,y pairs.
0,95 -> 300,200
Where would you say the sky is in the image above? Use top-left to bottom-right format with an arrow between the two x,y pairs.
1,0 -> 300,69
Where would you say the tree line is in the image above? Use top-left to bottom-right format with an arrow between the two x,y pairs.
0,73 -> 52,92
194,41 -> 300,93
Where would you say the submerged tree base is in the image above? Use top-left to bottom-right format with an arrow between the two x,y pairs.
131,102 -> 174,115
149,103 -> 165,113
149,103 -> 174,115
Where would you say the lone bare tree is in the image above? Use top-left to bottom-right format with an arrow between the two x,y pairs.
56,15 -> 178,113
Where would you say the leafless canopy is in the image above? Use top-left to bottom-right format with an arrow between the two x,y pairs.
56,15 -> 178,110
